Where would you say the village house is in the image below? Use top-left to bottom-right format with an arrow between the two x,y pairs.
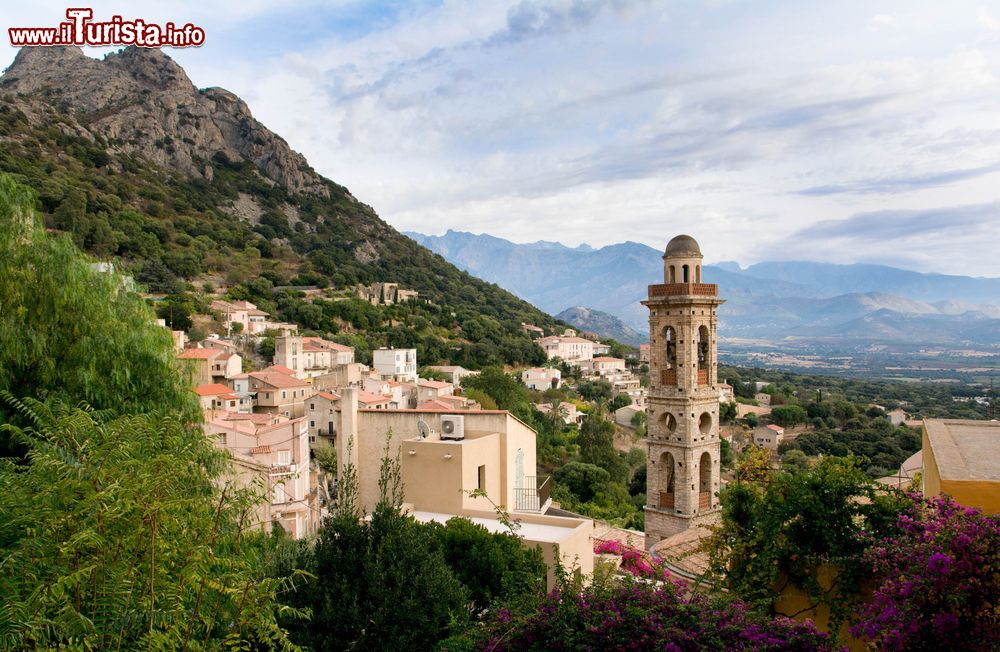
521,322 -> 544,336
195,383 -> 252,413
417,379 -> 455,403
357,282 -> 419,306
615,404 -> 644,428
334,389 -> 594,587
753,424 -> 785,450
535,401 -> 585,426
312,362 -> 367,390
592,342 -> 612,356
426,365 -> 479,385
210,299 -> 270,335
306,391 -> 340,447
581,356 -> 627,377
206,411 -> 317,539
719,383 -> 735,403
363,377 -> 408,409
356,390 -> 393,410
372,347 -> 417,382
248,371 -> 312,418
888,408 -> 909,426
639,343 -> 651,364
754,392 -> 772,406
521,367 -> 562,391
537,335 -> 595,362
922,419 -> 1000,514
178,347 -> 242,386
274,335 -> 356,379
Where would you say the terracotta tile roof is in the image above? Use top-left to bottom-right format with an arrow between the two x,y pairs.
249,371 -> 310,389
418,380 -> 452,389
262,364 -> 297,376
195,383 -> 233,396
249,445 -> 271,455
592,357 -> 624,362
356,391 -> 391,405
415,399 -> 456,411
315,391 -> 341,401
179,348 -> 224,360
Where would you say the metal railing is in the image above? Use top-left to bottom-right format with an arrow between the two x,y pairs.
514,475 -> 551,512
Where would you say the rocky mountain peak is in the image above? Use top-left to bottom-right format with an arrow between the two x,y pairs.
0,46 -> 327,196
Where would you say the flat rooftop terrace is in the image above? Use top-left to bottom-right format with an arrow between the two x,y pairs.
924,419 -> 1000,481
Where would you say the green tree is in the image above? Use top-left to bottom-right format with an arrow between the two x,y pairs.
578,410 -> 627,483
554,461 -> 611,503
428,517 -> 546,610
463,366 -> 531,411
577,379 -> 612,402
720,401 -> 738,423
608,393 -> 631,412
0,175 -> 198,431
771,404 -> 808,427
284,438 -> 471,650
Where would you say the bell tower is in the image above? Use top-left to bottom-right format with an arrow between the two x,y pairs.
644,235 -> 725,549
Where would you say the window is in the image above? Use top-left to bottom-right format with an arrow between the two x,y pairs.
309,403 -> 315,410
477,465 -> 486,491
309,420 -> 315,428
282,391 -> 287,399
278,450 -> 292,465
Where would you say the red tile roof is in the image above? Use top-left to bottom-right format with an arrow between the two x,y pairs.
415,399 -> 456,411
195,383 -> 233,396
249,372 -> 310,389
262,364 -> 297,376
178,348 -> 224,360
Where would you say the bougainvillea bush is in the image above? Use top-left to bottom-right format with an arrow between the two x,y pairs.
594,539 -> 671,582
466,579 -> 836,651
851,494 -> 1000,651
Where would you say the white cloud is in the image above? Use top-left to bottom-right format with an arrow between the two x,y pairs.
2,0 -> 999,276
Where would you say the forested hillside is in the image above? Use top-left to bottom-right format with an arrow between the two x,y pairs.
0,46 -> 559,367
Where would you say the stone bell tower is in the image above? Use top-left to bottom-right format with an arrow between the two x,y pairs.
644,235 -> 725,549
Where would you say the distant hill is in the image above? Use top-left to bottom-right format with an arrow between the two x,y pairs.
408,230 -> 1000,348
555,307 -> 647,346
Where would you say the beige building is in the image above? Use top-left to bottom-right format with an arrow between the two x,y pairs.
417,379 -> 455,403
639,343 -> 651,364
427,365 -> 479,385
248,371 -> 312,418
754,424 -> 785,450
312,362 -> 367,390
537,335 -> 595,362
643,235 -> 724,549
178,347 -> 242,386
357,282 -> 419,306
274,335 -> 355,379
522,367 -> 562,391
206,411 -> 317,538
195,382 -> 252,413
210,299 -> 269,335
922,419 -> 1000,514
306,391 -> 340,447
334,390 -> 594,587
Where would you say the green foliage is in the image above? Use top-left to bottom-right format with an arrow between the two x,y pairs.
0,398 -> 304,650
462,366 -> 532,412
577,410 -> 627,484
426,517 -> 547,610
608,393 -> 631,412
770,404 -> 808,427
554,461 -> 611,503
779,420 -> 920,478
577,379 -> 612,402
464,388 -> 498,410
719,400 -> 738,423
709,456 -> 910,622
719,437 -> 734,469
0,174 -> 199,431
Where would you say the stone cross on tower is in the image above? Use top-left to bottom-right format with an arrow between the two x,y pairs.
643,235 -> 725,550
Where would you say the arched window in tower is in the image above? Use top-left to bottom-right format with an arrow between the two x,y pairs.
659,452 -> 675,509
682,264 -> 690,283
698,451 -> 712,510
664,326 -> 676,367
669,265 -> 676,283
696,265 -> 702,282
697,325 -> 709,369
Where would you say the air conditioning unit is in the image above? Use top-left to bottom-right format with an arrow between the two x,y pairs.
440,415 -> 465,440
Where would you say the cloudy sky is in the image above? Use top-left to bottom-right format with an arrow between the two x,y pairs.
4,1 -> 1000,275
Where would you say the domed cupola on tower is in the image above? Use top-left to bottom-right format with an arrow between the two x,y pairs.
643,234 -> 725,549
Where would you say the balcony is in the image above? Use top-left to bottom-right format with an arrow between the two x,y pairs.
658,492 -> 674,509
648,283 -> 718,297
514,475 -> 551,512
270,462 -> 298,476
660,369 -> 677,385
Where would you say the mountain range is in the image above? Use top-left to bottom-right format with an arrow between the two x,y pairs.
407,230 -> 1000,347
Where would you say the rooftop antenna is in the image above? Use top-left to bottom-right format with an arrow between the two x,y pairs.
417,419 -> 430,440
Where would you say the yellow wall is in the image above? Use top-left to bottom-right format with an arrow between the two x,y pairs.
773,565 -> 871,652
923,428 -> 1000,514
